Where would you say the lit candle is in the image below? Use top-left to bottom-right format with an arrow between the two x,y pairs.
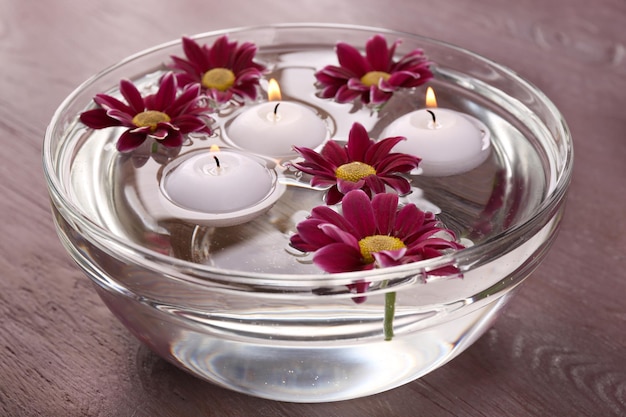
160,145 -> 285,226
226,79 -> 328,159
382,87 -> 491,176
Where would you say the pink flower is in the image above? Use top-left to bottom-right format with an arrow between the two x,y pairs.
291,122 -> 420,205
315,34 -> 433,105
291,190 -> 463,339
79,73 -> 212,152
170,35 -> 266,105
291,190 -> 464,303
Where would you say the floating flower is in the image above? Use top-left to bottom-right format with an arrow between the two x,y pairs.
79,73 -> 212,152
290,189 -> 463,275
169,35 -> 266,105
291,122 -> 420,205
290,189 -> 464,340
315,34 -> 433,105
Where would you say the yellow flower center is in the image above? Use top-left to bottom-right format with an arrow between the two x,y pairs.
132,110 -> 171,131
360,71 -> 391,87
202,68 -> 236,91
358,235 -> 406,264
335,161 -> 376,182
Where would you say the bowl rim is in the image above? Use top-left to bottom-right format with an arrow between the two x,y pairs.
42,22 -> 574,285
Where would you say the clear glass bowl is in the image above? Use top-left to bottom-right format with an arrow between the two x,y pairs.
43,23 -> 573,402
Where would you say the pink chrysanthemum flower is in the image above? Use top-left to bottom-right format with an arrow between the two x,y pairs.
291,189 -> 463,273
291,122 -> 420,205
79,72 -> 212,152
169,35 -> 266,105
315,34 -> 433,105
290,189 -> 464,305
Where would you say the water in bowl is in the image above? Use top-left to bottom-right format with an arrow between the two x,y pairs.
51,46 -> 556,401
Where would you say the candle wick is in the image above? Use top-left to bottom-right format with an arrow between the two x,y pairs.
213,155 -> 220,168
426,109 -> 436,124
271,102 -> 280,122
426,109 -> 441,129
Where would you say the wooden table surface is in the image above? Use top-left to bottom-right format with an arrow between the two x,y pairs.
1,0 -> 625,415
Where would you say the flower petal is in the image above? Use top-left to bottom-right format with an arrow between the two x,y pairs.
292,146 -> 337,177
387,70 -> 420,87
236,67 -> 263,83
170,56 -> 202,81
309,205 -> 354,232
335,85 -> 361,103
94,93 -> 134,115
153,73 -> 177,110
181,36 -> 209,71
376,154 -> 421,175
172,114 -> 211,134
209,35 -> 233,68
296,219 -> 333,241
394,203 -> 425,239
105,109 -> 135,126
428,264 -> 463,277
232,42 -> 262,72
167,83 -> 202,115
318,223 -> 359,247
346,77 -> 370,92
336,42 -> 369,75
289,233 -> 316,253
363,175 -> 386,195
159,129 -> 184,148
320,139 -> 348,167
231,84 -> 258,101
79,108 -> 121,129
341,190 -> 376,239
380,174 -> 412,195
371,192 -> 399,235
373,248 -> 407,268
337,177 -> 366,194
369,86 -> 393,105
315,66 -> 350,84
290,218 -> 334,251
365,34 -> 391,71
324,186 -> 344,205
347,280 -> 371,304
365,136 -> 405,164
116,130 -> 147,152
346,122 -> 371,162
313,243 -> 365,273
119,79 -> 145,113
150,125 -> 169,140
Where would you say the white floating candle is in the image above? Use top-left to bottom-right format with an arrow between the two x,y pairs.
383,87 -> 491,176
160,145 -> 285,227
226,79 -> 328,159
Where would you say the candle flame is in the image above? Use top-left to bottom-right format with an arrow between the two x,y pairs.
426,87 -> 438,108
268,78 -> 282,101
209,144 -> 222,171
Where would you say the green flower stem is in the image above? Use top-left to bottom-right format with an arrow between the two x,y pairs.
384,291 -> 396,341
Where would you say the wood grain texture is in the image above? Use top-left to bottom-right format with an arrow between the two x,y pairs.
1,0 -> 625,415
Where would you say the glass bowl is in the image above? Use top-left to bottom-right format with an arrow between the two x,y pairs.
43,23 -> 573,403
